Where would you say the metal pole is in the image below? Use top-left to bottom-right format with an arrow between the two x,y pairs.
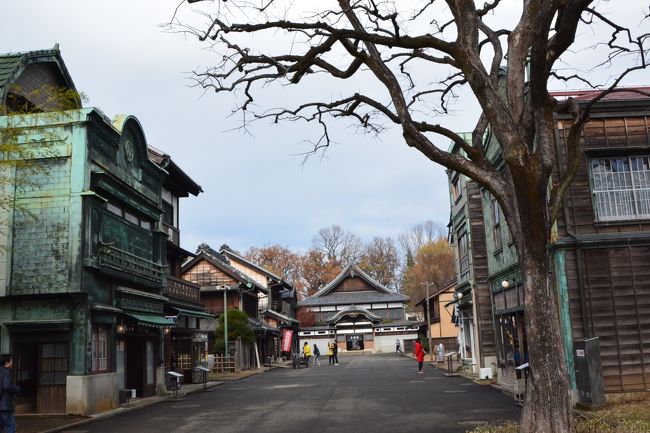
425,282 -> 434,362
223,287 -> 228,360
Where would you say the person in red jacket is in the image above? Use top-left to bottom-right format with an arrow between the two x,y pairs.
414,339 -> 426,374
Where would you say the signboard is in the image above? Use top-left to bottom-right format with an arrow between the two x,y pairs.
281,329 -> 293,352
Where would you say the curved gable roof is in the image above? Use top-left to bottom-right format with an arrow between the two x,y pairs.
327,307 -> 381,324
298,263 -> 408,306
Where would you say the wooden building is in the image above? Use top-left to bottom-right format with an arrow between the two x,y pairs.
180,244 -> 269,368
414,279 -> 459,357
449,86 -> 650,395
219,245 -> 299,360
447,135 -> 498,375
550,89 -> 650,393
148,147 -> 212,385
298,264 -> 420,353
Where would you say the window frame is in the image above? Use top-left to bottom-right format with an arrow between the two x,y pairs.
91,325 -> 109,373
590,155 -> 650,222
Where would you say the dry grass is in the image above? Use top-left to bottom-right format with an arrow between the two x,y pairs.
467,394 -> 650,433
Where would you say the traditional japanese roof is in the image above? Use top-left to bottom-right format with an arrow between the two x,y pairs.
148,146 -> 203,197
219,245 -> 294,292
181,246 -> 268,294
298,263 -> 408,307
0,45 -> 78,109
262,309 -> 299,324
327,307 -> 381,324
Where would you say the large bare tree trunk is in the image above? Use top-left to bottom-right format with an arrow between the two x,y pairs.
516,174 -> 574,433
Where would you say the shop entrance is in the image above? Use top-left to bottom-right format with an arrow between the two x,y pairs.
346,334 -> 364,351
14,342 -> 68,414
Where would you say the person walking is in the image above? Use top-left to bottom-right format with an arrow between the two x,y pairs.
395,338 -> 403,355
313,344 -> 321,367
327,341 -> 335,365
414,339 -> 426,374
303,342 -> 312,368
332,340 -> 339,365
0,354 -> 21,433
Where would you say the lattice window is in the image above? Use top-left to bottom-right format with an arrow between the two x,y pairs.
591,156 -> 650,221
92,325 -> 108,372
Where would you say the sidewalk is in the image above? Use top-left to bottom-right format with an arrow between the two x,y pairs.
18,378 -> 228,433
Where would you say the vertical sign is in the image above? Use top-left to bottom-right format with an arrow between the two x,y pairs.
281,329 -> 293,352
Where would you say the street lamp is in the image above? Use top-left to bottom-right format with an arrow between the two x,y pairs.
423,282 -> 435,362
217,285 -> 230,357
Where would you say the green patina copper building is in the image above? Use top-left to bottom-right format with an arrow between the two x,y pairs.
0,47 -> 203,415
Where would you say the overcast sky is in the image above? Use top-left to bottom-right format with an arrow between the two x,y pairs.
2,1 -> 646,254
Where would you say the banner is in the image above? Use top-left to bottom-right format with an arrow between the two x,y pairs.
281,329 -> 293,353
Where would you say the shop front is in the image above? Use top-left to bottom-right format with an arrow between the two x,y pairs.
165,308 -> 213,384
115,287 -> 174,398
492,279 -> 527,388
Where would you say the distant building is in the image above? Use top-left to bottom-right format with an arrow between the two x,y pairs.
298,264 -> 420,353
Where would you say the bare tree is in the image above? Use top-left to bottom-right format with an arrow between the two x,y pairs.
175,1 -> 648,432
398,220 -> 447,264
358,236 -> 400,290
312,224 -> 363,266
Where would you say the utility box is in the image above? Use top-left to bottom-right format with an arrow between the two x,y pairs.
573,337 -> 606,408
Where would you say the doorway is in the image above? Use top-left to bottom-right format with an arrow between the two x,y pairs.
14,342 -> 68,414
346,334 -> 364,351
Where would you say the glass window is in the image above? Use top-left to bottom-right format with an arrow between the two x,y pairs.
457,230 -> 469,276
107,202 -> 122,216
124,211 -> 139,226
92,325 -> 108,372
492,197 -> 502,250
591,156 -> 650,221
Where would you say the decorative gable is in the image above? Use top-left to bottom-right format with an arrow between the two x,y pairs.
330,276 -> 375,294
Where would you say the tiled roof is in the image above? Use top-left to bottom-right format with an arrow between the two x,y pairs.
299,290 -> 408,306
0,53 -> 23,89
550,87 -> 650,102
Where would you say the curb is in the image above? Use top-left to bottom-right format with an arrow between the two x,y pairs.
37,381 -> 224,433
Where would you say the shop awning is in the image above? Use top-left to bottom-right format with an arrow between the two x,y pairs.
126,313 -> 175,329
173,307 -> 214,320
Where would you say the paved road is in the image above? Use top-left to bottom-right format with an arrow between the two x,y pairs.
70,354 -> 520,433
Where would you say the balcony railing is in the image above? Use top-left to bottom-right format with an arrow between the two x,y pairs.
99,245 -> 166,284
162,222 -> 180,245
166,276 -> 201,303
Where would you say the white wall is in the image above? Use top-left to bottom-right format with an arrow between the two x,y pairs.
67,372 -> 119,415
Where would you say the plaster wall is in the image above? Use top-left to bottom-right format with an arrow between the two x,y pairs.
66,372 -> 119,415
374,333 -> 418,353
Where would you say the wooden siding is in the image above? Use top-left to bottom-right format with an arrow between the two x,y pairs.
467,181 -> 496,357
181,260 -> 237,287
331,276 -> 374,293
574,246 -> 650,392
556,115 -> 650,236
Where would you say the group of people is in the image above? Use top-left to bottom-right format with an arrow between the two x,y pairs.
302,341 -> 338,368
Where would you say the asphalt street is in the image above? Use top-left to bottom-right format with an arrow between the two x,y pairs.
67,354 -> 520,433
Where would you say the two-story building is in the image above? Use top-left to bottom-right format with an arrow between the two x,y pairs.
180,244 -> 269,367
448,86 -> 650,395
219,245 -> 299,360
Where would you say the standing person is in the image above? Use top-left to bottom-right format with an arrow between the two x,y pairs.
302,342 -> 311,368
0,354 -> 21,433
395,338 -> 403,355
327,341 -> 335,365
332,340 -> 339,365
313,344 -> 321,367
414,339 -> 426,374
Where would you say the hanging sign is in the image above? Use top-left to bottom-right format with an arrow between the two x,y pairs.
281,329 -> 293,352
